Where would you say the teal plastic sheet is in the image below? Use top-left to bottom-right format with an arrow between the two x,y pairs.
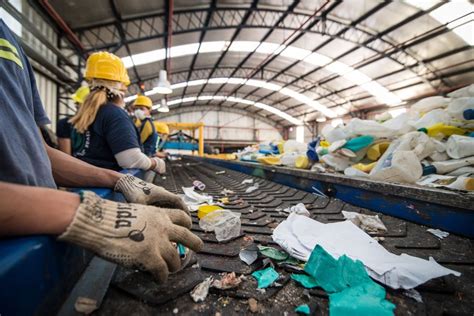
303,245 -> 395,316
258,245 -> 289,261
295,304 -> 311,314
343,135 -> 374,152
291,273 -> 319,289
251,267 -> 279,289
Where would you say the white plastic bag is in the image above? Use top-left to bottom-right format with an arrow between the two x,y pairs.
199,210 -> 241,242
409,109 -> 451,130
381,113 -> 414,135
448,84 -> 474,98
345,118 -> 397,138
446,135 -> 474,159
321,125 -> 347,143
409,96 -> 450,114
283,140 -> 307,153
321,154 -> 352,171
280,152 -> 300,167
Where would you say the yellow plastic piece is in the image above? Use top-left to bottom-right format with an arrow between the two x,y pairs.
133,95 -> 153,108
154,121 -> 170,135
198,205 -> 223,219
425,123 -> 466,138
352,162 -> 377,173
367,142 -> 390,161
71,86 -> 90,104
277,141 -> 285,154
320,140 -> 330,148
204,154 -> 237,160
257,156 -> 281,165
295,156 -> 310,169
218,197 -> 230,204
85,51 -> 130,85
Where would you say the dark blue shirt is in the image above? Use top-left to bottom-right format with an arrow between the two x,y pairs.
56,117 -> 72,139
0,19 -> 56,188
72,103 -> 141,170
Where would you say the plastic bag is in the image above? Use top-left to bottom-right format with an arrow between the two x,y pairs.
448,84 -> 474,98
280,152 -> 300,167
409,109 -> 451,130
447,97 -> 474,120
199,210 -> 241,242
409,96 -> 450,114
345,118 -> 397,138
381,113 -> 414,135
322,125 -> 347,143
446,135 -> 474,159
283,140 -> 307,153
321,154 -> 352,171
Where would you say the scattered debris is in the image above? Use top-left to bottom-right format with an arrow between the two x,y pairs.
181,186 -> 213,211
199,210 -> 241,242
282,203 -> 310,217
218,197 -> 230,204
239,244 -> 259,265
216,170 -> 226,175
404,289 -> 423,303
427,228 -> 449,239
190,277 -> 213,303
242,179 -> 254,184
342,211 -> 387,234
193,180 -> 206,191
273,214 -> 460,289
74,297 -> 97,314
212,272 -> 245,290
251,267 -> 279,289
245,183 -> 259,193
258,245 -> 289,261
220,188 -> 234,196
248,298 -> 259,313
173,307 -> 179,314
243,236 -> 254,243
295,304 -> 311,315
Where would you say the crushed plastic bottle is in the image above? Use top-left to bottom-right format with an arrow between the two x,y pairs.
199,210 -> 241,242
446,135 -> 474,159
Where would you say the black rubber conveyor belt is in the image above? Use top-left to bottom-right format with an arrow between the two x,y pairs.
98,157 -> 474,316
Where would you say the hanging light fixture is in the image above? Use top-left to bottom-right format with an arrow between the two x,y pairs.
158,98 -> 169,112
155,70 -> 172,94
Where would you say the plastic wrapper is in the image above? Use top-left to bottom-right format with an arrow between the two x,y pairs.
409,96 -> 450,114
199,210 -> 241,242
321,154 -> 352,171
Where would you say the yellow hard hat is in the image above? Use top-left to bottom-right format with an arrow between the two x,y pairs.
154,122 -> 169,135
84,51 -> 130,86
71,86 -> 90,104
133,95 -> 153,109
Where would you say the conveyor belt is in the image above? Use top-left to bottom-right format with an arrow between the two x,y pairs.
98,158 -> 474,316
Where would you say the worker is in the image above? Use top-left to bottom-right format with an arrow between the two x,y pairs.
133,95 -> 159,157
69,52 -> 166,174
155,121 -> 170,158
56,85 -> 90,155
0,19 -> 202,283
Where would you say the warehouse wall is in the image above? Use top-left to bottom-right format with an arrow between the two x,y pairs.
159,110 -> 282,143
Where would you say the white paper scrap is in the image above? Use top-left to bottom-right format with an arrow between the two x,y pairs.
242,179 -> 254,184
282,203 -> 310,217
272,214 -> 460,289
427,228 -> 449,239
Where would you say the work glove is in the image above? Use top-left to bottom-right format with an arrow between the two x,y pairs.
152,157 -> 166,174
59,191 -> 203,283
115,174 -> 189,212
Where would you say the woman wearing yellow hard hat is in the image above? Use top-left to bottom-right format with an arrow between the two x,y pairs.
57,86 -> 90,155
133,95 -> 159,157
69,51 -> 166,174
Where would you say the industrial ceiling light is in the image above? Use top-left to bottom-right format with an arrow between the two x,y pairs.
157,99 -> 169,112
155,70 -> 172,94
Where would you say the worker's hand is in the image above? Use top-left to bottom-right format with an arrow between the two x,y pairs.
155,151 -> 168,159
115,174 -> 189,212
59,191 -> 203,283
152,157 -> 166,174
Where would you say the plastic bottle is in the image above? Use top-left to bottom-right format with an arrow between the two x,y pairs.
307,138 -> 320,162
423,156 -> 474,175
447,177 -> 474,191
352,162 -> 377,173
446,135 -> 474,159
295,156 -> 310,169
418,123 -> 467,139
464,109 -> 474,120
369,150 -> 422,183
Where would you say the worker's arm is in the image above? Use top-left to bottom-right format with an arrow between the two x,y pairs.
57,138 -> 72,155
0,181 -> 77,236
45,142 -> 122,188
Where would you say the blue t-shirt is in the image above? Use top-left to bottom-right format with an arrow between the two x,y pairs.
72,103 -> 141,170
0,19 -> 56,188
56,117 -> 72,138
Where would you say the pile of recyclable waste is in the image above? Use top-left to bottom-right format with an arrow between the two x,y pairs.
234,84 -> 474,191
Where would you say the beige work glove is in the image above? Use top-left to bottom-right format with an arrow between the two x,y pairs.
115,174 -> 188,212
59,191 -> 203,283
152,157 -> 166,174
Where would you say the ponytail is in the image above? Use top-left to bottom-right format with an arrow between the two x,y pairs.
69,89 -> 108,133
